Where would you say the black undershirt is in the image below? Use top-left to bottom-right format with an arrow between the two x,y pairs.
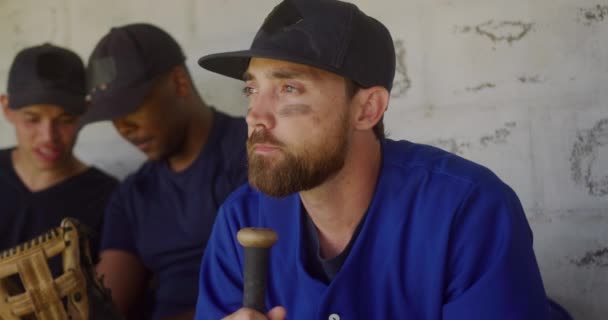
302,209 -> 366,283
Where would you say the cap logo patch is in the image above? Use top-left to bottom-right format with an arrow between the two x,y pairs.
88,57 -> 116,95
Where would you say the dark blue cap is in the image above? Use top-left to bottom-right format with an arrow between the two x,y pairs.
82,23 -> 185,124
198,0 -> 396,92
7,43 -> 86,115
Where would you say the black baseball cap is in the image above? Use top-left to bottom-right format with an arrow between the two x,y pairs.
198,0 -> 395,92
82,23 -> 185,124
7,43 -> 86,115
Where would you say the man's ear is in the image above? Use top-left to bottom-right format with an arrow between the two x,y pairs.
0,94 -> 14,123
169,65 -> 191,98
352,86 -> 389,131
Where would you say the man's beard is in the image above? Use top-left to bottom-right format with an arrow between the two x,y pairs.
247,118 -> 349,197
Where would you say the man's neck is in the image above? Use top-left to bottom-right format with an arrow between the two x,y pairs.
12,149 -> 87,192
167,101 -> 213,172
300,134 -> 382,259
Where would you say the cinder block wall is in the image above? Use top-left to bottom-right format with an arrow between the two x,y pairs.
0,1 -> 606,318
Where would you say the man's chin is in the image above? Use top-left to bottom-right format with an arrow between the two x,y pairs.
142,150 -> 162,161
249,170 -> 301,197
33,156 -> 70,172
250,182 -> 297,198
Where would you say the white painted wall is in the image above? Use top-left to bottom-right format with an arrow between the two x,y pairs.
1,1 -> 606,318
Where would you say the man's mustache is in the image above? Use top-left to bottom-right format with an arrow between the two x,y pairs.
247,130 -> 285,148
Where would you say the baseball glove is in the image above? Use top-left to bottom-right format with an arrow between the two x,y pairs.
0,218 -> 123,320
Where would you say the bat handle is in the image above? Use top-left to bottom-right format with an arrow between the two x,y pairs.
237,228 -> 278,313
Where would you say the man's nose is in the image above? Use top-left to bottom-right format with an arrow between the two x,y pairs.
245,92 -> 276,131
39,120 -> 59,143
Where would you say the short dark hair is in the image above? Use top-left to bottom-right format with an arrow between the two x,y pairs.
345,80 -> 385,140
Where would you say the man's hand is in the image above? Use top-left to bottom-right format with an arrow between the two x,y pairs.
96,249 -> 150,316
221,306 -> 286,320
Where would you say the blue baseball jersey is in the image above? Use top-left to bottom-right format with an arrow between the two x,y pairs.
100,108 -> 247,319
195,139 -> 555,320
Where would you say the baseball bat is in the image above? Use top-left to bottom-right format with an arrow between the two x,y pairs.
237,228 -> 278,313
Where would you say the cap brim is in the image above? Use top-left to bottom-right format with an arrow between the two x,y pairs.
198,48 -> 341,81
9,91 -> 85,115
80,78 -> 155,125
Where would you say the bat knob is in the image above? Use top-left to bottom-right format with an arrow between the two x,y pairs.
237,228 -> 278,248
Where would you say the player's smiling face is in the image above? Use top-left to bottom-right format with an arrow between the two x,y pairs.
2,101 -> 80,171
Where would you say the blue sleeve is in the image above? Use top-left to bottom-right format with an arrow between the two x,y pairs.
195,205 -> 244,319
99,184 -> 138,255
442,181 -> 550,319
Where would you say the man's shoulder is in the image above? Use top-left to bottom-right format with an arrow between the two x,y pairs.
210,108 -> 248,168
0,147 -> 13,167
0,148 -> 18,185
213,108 -> 245,123
383,139 -> 502,187
212,109 -> 247,148
67,167 -> 120,203
213,108 -> 246,133
84,167 -> 119,186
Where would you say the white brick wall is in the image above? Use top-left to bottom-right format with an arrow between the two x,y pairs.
1,1 -> 607,318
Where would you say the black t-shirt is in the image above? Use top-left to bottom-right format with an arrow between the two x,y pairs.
99,109 -> 248,319
302,209 -> 366,283
0,148 -> 118,271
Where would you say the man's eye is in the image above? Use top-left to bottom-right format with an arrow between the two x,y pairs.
284,85 -> 297,93
242,86 -> 256,97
